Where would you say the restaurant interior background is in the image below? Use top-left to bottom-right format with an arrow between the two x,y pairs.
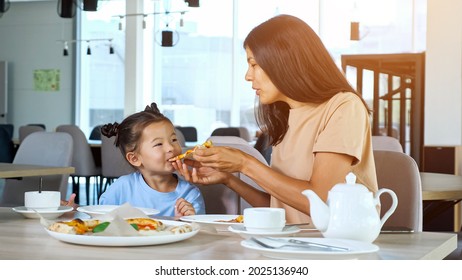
0,0 -> 430,140
1,0 -> 461,229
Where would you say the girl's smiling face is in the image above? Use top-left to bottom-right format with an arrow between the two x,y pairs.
131,120 -> 182,174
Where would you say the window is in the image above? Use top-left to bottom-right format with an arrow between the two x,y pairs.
78,0 -> 426,141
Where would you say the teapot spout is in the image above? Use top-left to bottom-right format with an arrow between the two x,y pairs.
302,189 -> 330,231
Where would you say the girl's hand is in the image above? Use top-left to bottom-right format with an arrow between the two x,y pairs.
60,193 -> 79,210
174,198 -> 195,217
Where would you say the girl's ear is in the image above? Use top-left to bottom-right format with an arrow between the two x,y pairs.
126,152 -> 141,167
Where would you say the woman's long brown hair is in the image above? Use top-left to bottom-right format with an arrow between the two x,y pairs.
244,15 -> 370,146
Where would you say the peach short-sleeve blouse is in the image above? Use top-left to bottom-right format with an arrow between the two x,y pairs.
270,92 -> 378,224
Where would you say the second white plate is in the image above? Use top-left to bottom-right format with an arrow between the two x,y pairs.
180,214 -> 243,231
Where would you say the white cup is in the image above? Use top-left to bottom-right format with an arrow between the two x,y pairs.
24,191 -> 61,211
243,207 -> 286,232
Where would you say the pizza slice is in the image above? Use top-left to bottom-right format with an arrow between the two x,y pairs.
169,140 -> 213,161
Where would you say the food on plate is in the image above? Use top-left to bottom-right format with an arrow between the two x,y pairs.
216,215 -> 244,223
48,218 -> 101,235
126,218 -> 165,231
169,140 -> 213,161
48,218 -> 192,236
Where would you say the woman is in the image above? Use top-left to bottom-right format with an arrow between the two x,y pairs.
173,14 -> 378,224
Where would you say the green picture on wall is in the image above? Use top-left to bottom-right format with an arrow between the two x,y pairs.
33,69 -> 60,91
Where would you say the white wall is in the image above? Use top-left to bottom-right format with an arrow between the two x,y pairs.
0,1 -> 74,138
425,0 -> 462,145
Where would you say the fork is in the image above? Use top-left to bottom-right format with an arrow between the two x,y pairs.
250,237 -> 350,251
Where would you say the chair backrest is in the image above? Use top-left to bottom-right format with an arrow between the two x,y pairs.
0,126 -> 14,163
56,124 -> 100,176
0,124 -> 14,139
211,127 -> 240,138
237,127 -> 252,142
373,150 -> 423,232
28,123 -> 46,130
175,126 -> 197,142
19,125 -> 45,143
174,128 -> 186,147
206,136 -> 268,214
372,136 -> 403,152
89,125 -> 103,140
254,132 -> 272,164
101,135 -> 134,178
0,132 -> 73,206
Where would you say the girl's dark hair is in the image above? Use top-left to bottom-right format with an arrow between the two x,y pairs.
244,14 -> 370,146
101,102 -> 172,156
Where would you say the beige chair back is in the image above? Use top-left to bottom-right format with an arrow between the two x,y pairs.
56,124 -> 102,204
374,150 -> 422,232
174,128 -> 186,147
101,135 -> 134,180
206,136 -> 268,214
18,125 -> 45,144
372,136 -> 403,152
0,132 -> 73,206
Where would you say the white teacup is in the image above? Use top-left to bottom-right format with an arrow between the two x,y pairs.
24,191 -> 61,211
243,207 -> 286,232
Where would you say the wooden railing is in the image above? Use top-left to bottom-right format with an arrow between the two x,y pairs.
341,53 -> 425,167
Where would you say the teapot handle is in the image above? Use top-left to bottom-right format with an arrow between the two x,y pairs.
375,188 -> 398,227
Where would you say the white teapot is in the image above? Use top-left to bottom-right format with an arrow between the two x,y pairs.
302,172 -> 398,243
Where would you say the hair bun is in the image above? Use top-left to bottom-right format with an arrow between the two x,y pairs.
144,102 -> 161,114
101,122 -> 119,137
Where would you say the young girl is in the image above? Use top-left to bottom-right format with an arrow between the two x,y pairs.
66,103 -> 205,217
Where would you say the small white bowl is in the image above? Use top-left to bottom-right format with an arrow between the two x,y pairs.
244,207 -> 286,232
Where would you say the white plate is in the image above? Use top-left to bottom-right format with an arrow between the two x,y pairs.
180,214 -> 243,231
241,237 -> 379,260
12,206 -> 73,219
77,205 -> 160,217
45,220 -> 199,246
228,225 -> 300,239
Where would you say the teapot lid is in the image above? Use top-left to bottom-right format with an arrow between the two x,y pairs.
330,172 -> 369,193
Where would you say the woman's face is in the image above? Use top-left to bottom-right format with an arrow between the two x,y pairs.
135,120 -> 182,175
245,47 -> 284,105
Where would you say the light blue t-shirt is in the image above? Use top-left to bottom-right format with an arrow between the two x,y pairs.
99,172 -> 205,216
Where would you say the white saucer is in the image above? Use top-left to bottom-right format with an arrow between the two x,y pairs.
228,224 -> 300,239
12,206 -> 73,219
241,237 -> 379,260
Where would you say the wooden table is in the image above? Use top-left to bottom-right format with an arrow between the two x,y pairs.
420,172 -> 462,232
0,208 -> 457,260
0,163 -> 75,179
